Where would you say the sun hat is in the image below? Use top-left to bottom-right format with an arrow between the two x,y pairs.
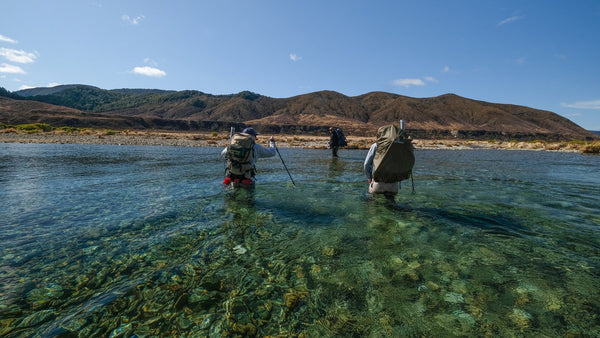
242,127 -> 259,136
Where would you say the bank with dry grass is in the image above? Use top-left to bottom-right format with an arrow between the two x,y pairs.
1,125 -> 599,154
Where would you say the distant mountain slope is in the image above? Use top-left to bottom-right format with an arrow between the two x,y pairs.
15,84 -> 174,97
4,85 -> 598,140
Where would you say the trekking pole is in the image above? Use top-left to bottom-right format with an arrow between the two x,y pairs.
274,145 -> 296,186
223,127 -> 235,174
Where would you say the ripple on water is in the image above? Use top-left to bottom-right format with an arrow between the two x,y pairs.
0,145 -> 598,337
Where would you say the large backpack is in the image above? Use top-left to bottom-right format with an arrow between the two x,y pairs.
334,127 -> 348,147
372,125 -> 415,183
226,132 -> 255,178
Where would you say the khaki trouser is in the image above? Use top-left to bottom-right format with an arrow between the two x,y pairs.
368,181 -> 398,195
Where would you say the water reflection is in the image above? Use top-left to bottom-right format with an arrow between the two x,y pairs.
327,157 -> 346,182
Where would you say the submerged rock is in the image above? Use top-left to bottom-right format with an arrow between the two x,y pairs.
444,292 -> 465,304
233,245 -> 247,255
17,309 -> 55,328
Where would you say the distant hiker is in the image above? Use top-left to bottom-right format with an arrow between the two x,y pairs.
363,124 -> 415,199
328,127 -> 347,157
221,127 -> 276,188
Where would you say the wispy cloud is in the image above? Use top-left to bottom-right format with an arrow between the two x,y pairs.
561,100 -> 600,110
143,58 -> 159,67
442,66 -> 451,73
122,14 -> 145,25
554,53 -> 567,60
392,78 -> 426,87
290,53 -> 302,62
131,66 -> 166,77
0,48 -> 37,63
497,15 -> 524,26
515,55 -> 526,64
0,63 -> 25,74
424,76 -> 438,83
0,34 -> 18,44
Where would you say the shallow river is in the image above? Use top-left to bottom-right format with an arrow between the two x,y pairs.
0,143 -> 598,336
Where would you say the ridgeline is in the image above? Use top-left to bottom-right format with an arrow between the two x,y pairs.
2,84 -> 597,141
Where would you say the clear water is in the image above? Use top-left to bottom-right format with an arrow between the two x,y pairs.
0,143 -> 598,337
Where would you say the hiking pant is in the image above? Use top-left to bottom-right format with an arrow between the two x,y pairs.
369,181 -> 398,195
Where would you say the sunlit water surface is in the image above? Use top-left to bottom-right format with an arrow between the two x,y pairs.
0,143 -> 598,337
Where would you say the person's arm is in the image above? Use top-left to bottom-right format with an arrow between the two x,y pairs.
254,138 -> 277,158
363,143 -> 377,181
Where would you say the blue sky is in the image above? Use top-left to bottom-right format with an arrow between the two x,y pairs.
1,1 -> 599,130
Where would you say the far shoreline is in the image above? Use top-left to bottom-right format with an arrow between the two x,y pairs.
0,129 -> 598,153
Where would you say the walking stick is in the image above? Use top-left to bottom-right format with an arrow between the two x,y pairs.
274,145 -> 295,186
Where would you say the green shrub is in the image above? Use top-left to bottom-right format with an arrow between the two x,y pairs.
16,123 -> 54,133
59,126 -> 85,133
212,131 -> 218,137
105,129 -> 116,135
582,141 -> 600,154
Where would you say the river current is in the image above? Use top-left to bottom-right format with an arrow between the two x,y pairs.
0,143 -> 598,336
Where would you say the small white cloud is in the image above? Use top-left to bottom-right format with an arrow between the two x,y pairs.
0,34 -> 18,44
424,76 -> 438,83
122,14 -> 145,25
19,85 -> 36,90
0,48 -> 37,63
442,66 -> 451,73
48,82 -> 61,87
290,53 -> 302,62
497,15 -> 523,26
561,100 -> 600,110
0,63 -> 25,74
515,56 -> 526,64
392,78 -> 426,87
131,66 -> 166,77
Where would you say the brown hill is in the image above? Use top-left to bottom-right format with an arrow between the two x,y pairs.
101,90 -> 595,140
2,90 -> 598,141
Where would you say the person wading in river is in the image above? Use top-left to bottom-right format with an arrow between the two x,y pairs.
221,127 -> 276,189
363,124 -> 415,199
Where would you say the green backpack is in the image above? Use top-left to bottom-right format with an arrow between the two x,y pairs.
372,125 -> 415,183
226,132 -> 255,178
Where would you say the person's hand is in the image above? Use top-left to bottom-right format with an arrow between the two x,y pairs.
368,180 -> 372,184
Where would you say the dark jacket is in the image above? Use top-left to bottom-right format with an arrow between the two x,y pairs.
329,131 -> 339,147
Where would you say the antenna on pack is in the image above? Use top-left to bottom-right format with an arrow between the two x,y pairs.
400,119 -> 405,131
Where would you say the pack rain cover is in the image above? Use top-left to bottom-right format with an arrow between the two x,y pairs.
372,125 -> 415,183
226,132 -> 255,178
